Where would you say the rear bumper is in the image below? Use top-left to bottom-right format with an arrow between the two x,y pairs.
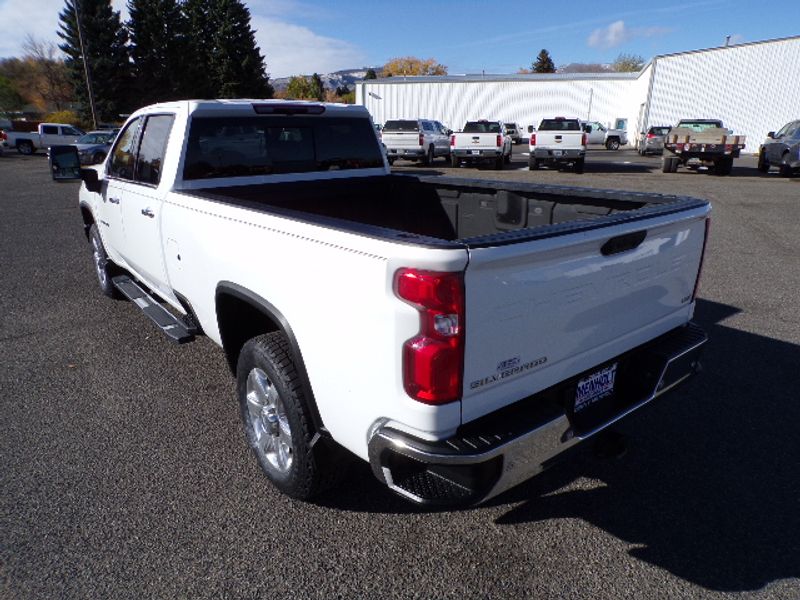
387,147 -> 425,158
453,149 -> 502,160
368,322 -> 707,506
533,148 -> 584,160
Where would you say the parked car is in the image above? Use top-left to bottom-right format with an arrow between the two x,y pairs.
3,122 -> 84,155
73,130 -> 117,165
583,121 -> 627,150
638,126 -> 671,155
505,122 -> 522,144
382,119 -> 451,165
758,120 -> 800,177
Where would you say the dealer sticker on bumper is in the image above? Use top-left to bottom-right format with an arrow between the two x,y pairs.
574,363 -> 617,413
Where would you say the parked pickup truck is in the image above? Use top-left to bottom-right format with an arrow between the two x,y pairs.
382,118 -> 451,166
51,99 -> 710,507
662,119 -> 746,176
3,122 -> 84,155
583,121 -> 628,150
450,120 -> 512,169
529,117 -> 587,173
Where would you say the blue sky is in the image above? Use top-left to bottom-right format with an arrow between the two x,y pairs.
0,0 -> 798,77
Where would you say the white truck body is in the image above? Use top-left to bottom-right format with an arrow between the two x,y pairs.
382,119 -> 450,165
4,122 -> 84,154
584,121 -> 628,149
62,99 -> 710,507
450,120 -> 513,169
529,117 -> 587,172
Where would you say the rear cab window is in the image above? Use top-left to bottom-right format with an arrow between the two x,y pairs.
384,120 -> 419,132
538,119 -> 581,131
464,122 -> 501,133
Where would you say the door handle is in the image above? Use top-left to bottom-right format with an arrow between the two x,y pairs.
141,207 -> 155,218
108,197 -> 120,204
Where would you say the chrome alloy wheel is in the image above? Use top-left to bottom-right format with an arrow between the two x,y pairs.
246,367 -> 293,473
91,234 -> 108,288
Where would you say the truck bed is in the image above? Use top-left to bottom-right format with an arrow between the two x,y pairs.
189,174 -> 706,247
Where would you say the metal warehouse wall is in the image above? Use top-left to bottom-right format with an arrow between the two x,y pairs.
358,74 -> 645,143
646,37 -> 800,152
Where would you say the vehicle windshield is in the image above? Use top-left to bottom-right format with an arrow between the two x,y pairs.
78,133 -> 114,144
383,120 -> 418,132
463,122 -> 501,133
676,121 -> 722,132
538,119 -> 581,131
183,116 -> 385,180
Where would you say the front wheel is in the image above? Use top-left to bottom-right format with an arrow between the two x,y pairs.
605,138 -> 620,151
757,151 -> 769,173
237,332 -> 342,500
89,224 -> 121,298
92,151 -> 106,165
779,154 -> 795,177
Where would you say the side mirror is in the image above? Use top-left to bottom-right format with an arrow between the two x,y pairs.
81,167 -> 102,193
767,131 -> 775,139
49,145 -> 82,181
527,125 -> 534,133
583,125 -> 592,133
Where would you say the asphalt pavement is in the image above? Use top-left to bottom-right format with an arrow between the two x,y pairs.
2,149 -> 799,599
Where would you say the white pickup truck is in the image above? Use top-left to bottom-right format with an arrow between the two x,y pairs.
3,122 -> 84,155
450,120 -> 513,169
51,99 -> 710,507
529,117 -> 588,173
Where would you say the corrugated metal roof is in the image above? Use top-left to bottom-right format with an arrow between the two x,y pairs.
365,72 -> 640,85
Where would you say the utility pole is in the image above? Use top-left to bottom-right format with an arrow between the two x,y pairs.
74,0 -> 98,128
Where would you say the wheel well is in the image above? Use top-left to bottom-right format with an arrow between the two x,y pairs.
79,204 -> 94,241
216,291 -> 281,374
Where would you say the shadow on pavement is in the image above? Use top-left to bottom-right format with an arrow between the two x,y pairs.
491,298 -> 800,592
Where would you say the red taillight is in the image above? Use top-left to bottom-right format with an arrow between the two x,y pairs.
496,134 -> 502,147
419,132 -> 424,146
450,134 -> 455,147
581,133 -> 588,146
394,268 -> 465,404
530,133 -> 536,146
646,132 -> 656,139
692,218 -> 711,301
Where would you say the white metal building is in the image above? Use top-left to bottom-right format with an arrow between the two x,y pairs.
357,36 -> 800,151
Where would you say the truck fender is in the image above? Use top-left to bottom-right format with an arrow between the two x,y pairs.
215,281 -> 327,437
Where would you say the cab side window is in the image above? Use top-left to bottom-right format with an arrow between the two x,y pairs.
135,115 -> 175,186
108,118 -> 142,180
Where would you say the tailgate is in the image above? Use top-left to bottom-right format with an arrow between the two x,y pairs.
536,132 -> 583,147
383,132 -> 421,149
460,206 -> 709,423
455,133 -> 497,150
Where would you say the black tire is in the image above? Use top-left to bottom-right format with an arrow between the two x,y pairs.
387,157 -> 395,166
495,155 -> 504,170
92,151 -> 106,165
605,138 -> 620,151
528,157 -> 539,170
89,224 -> 121,299
17,141 -> 34,155
714,157 -> 733,176
757,151 -> 769,173
574,158 -> 585,174
662,156 -> 677,173
779,153 -> 794,177
237,332 -> 343,500
450,154 -> 459,168
423,145 -> 434,166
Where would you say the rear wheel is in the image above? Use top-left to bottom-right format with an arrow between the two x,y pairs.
757,151 -> 769,173
237,332 -> 344,500
17,141 -> 34,155
605,138 -> 620,151
387,157 -> 395,166
714,156 -> 733,176
450,154 -> 459,168
574,158 -> 585,174
528,157 -> 539,170
504,146 -> 511,164
662,156 -> 678,173
495,155 -> 504,170
423,145 -> 434,166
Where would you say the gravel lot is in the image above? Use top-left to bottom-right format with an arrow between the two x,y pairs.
2,148 -> 799,599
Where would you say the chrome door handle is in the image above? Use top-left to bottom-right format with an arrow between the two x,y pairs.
108,197 -> 120,204
141,207 -> 155,218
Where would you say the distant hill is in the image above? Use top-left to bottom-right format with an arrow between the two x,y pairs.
271,68 -> 382,92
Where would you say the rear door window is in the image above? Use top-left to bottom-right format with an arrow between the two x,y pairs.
135,114 -> 175,186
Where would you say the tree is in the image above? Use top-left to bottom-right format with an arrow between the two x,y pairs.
58,0 -> 133,124
532,49 -> 556,73
382,57 -> 447,77
309,73 -> 324,100
127,0 -> 191,104
0,75 -> 24,114
611,53 -> 645,72
363,68 -> 377,80
22,37 -> 73,112
183,0 -> 273,99
558,62 -> 611,74
285,76 -> 315,99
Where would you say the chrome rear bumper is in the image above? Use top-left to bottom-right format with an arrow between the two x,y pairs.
368,323 -> 707,506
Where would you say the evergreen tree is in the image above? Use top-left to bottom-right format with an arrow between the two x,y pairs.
58,0 -> 132,123
182,0 -> 217,98
532,49 -> 556,73
127,0 -> 190,104
285,76 -> 313,99
364,68 -> 377,80
211,0 -> 273,98
309,73 -> 324,100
